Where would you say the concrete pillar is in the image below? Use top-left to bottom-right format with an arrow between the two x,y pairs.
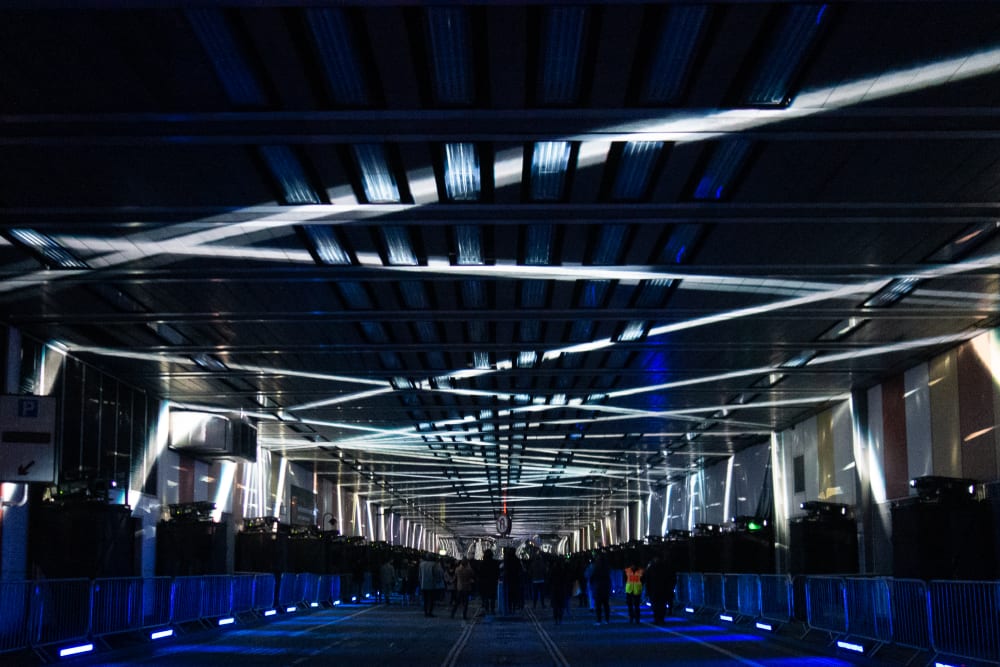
1,326 -> 29,581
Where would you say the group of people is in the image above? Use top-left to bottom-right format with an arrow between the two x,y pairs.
368,547 -> 677,627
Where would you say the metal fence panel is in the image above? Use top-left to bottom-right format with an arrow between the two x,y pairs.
0,581 -> 32,654
844,577 -> 891,642
141,577 -> 172,628
295,573 -> 320,605
31,579 -> 92,646
171,576 -> 204,624
317,575 -> 338,605
759,574 -> 792,622
91,578 -> 142,636
722,574 -> 741,613
277,572 -> 298,607
703,573 -> 724,612
676,573 -> 703,608
930,580 -> 1000,662
805,576 -> 846,634
231,575 -> 255,614
253,574 -> 276,610
200,576 -> 232,618
736,575 -> 761,618
888,578 -> 930,650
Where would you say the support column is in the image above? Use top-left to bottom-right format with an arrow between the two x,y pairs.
1,326 -> 29,581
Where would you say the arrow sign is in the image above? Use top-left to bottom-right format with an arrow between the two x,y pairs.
17,460 -> 35,476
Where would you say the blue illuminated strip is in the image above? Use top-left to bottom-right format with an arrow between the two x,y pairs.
306,8 -> 369,106
263,609 -> 277,617
259,146 -> 321,205
185,8 -> 265,107
642,5 -> 708,104
382,227 -> 418,266
539,6 -> 587,104
745,4 -> 828,106
427,7 -> 473,104
218,617 -> 235,626
836,640 -> 864,653
286,606 -> 297,613
444,143 -> 481,201
7,228 -> 88,269
456,226 -> 483,265
612,141 -> 663,201
150,628 -> 174,640
719,614 -> 734,622
755,621 -> 772,631
310,602 -> 320,607
693,139 -> 750,200
531,141 -> 572,201
304,226 -> 351,265
684,607 -> 695,613
59,644 -> 94,657
353,144 -> 401,203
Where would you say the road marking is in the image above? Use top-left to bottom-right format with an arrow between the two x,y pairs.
525,608 -> 570,667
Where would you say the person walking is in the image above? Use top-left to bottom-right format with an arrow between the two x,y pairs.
451,558 -> 476,620
644,555 -> 672,624
624,560 -> 645,623
378,558 -> 397,604
547,557 -> 572,625
589,555 -> 612,625
419,554 -> 444,617
477,549 -> 501,616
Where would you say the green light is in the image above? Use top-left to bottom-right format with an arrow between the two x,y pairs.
747,521 -> 762,531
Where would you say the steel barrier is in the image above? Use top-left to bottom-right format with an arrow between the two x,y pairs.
722,574 -> 741,613
930,580 -> 1000,662
759,574 -> 792,622
277,572 -> 298,607
316,574 -> 339,605
91,577 -> 142,636
805,576 -> 847,634
844,577 -> 891,643
736,574 -> 762,618
231,574 -> 256,614
0,581 -> 32,654
676,572 -> 703,608
141,577 -> 173,628
252,573 -> 276,610
703,573 -> 724,611
31,578 -> 92,647
201,575 -> 233,618
295,573 -> 320,606
171,576 -> 205,624
888,578 -> 930,650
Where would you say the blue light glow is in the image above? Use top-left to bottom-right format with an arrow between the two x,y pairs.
150,629 -> 174,640
719,614 -> 733,622
310,602 -> 320,607
59,644 -> 94,657
837,640 -> 864,653
286,606 -> 297,613
264,609 -> 277,617
755,621 -> 772,631
685,607 -> 695,613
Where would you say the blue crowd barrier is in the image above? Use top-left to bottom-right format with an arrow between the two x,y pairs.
277,572 -> 298,608
805,576 -> 847,635
844,577 -> 891,643
31,578 -> 91,647
702,573 -> 724,611
0,581 -> 31,653
676,572 -> 703,609
930,580 -> 1000,662
91,577 -> 141,637
888,578 -> 930,650
758,574 -> 792,622
171,576 -> 204,624
735,574 -> 761,618
201,575 -> 233,618
253,573 -> 276,610
722,574 -> 741,613
142,577 -> 173,628
232,574 -> 256,614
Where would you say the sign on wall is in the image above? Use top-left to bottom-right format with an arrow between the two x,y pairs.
0,395 -> 57,483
